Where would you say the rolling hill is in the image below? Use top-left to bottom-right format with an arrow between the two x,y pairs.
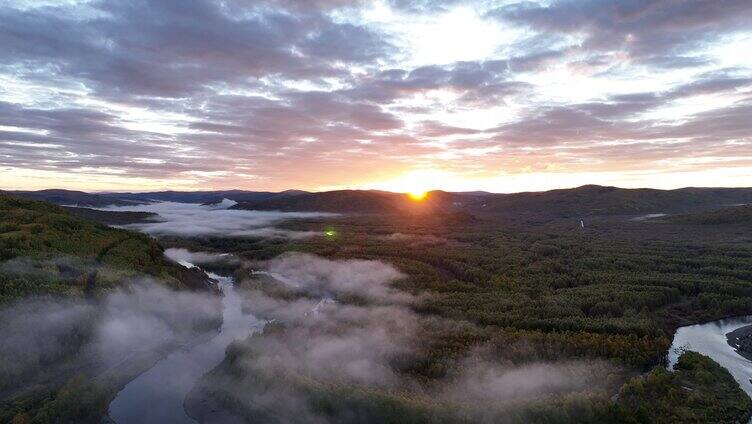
663,204 -> 752,225
0,189 -> 137,207
476,185 -> 752,218
0,195 -> 208,300
8,185 -> 752,220
229,185 -> 752,218
2,189 -> 313,207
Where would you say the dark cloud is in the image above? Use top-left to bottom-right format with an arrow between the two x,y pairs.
0,0 -> 392,98
338,59 -> 530,107
492,0 -> 752,66
301,23 -> 395,63
0,0 -> 750,188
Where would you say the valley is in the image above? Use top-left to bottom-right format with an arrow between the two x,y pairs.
3,186 -> 752,423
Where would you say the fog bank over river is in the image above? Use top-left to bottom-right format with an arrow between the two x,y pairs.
100,200 -> 335,239
109,268 -> 262,424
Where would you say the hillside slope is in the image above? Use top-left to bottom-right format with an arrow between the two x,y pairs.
229,185 -> 752,218
10,185 -> 752,219
477,185 -> 752,218
230,189 -> 482,214
0,195 -> 207,300
664,204 -> 752,225
1,189 -> 136,207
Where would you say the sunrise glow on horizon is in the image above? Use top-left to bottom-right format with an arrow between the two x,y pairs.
1,1 -> 751,193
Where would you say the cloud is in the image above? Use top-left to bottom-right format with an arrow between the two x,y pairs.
0,271 -> 222,392
99,200 -> 336,238
0,0 -> 392,98
491,0 -> 752,66
1,0 -> 751,190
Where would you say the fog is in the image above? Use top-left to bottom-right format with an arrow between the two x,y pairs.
92,283 -> 221,362
239,301 -> 419,387
1,225 -> 614,422
194,252 -> 614,423
99,200 -> 335,238
238,253 -> 416,389
379,232 -> 448,246
0,266 -> 222,395
442,357 -> 612,404
265,252 -> 409,303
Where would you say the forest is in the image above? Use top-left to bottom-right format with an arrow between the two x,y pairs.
2,191 -> 752,423
0,195 -> 217,423
177,200 -> 752,423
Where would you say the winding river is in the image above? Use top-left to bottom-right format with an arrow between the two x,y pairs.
108,269 -> 262,424
668,316 -> 752,397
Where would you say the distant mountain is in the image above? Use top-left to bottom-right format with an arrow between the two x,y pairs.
8,185 -> 752,219
229,185 -> 752,217
664,204 -> 752,225
473,185 -> 752,219
3,189 -> 313,207
232,190 -> 403,213
230,189 -> 480,214
62,206 -> 158,226
108,190 -> 280,204
1,189 -> 137,207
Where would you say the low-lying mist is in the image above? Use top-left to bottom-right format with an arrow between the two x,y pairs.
189,251 -> 616,423
2,242 -> 618,423
264,252 -> 409,303
98,200 -> 335,238
164,248 -> 239,268
0,260 -> 223,395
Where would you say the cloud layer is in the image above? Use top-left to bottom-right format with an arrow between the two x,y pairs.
0,0 -> 751,191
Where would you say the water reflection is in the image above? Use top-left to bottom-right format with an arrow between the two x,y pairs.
109,271 -> 261,424
668,316 -> 752,396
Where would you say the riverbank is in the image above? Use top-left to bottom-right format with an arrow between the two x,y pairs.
669,316 -> 752,398
100,327 -> 220,423
728,324 -> 752,362
107,270 -> 261,424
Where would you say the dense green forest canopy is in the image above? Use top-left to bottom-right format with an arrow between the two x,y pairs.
3,190 -> 752,423
177,197 -> 752,423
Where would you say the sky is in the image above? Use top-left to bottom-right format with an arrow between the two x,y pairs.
0,0 -> 751,193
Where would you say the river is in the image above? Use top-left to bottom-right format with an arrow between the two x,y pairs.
110,253 -> 752,423
108,268 -> 262,424
668,316 -> 752,397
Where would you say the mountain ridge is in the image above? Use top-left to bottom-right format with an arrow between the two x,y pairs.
7,185 -> 752,219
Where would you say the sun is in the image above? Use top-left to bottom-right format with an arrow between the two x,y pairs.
408,190 -> 427,201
